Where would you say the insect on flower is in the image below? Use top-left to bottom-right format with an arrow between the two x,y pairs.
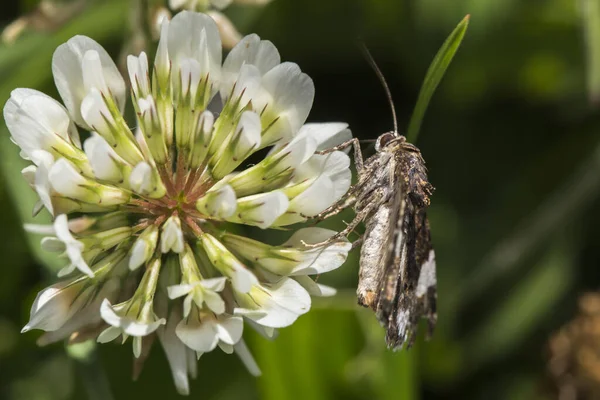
306,48 -> 437,350
8,11 -> 355,395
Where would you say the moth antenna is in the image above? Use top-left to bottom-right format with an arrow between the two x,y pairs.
359,41 -> 399,135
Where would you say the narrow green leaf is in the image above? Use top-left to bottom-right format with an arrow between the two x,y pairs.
581,0 -> 600,105
406,15 -> 470,143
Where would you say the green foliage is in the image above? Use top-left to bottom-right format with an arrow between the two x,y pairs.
406,15 -> 470,143
581,0 -> 600,104
0,0 -> 598,399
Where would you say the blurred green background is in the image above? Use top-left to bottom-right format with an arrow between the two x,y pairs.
1,0 -> 598,399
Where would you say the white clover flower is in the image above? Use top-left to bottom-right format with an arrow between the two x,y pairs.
9,11 -> 352,395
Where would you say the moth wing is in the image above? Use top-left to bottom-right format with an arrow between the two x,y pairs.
374,157 -> 408,338
412,209 -> 437,338
379,151 -> 438,350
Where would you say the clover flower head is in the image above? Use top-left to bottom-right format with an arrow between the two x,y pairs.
7,11 -> 352,395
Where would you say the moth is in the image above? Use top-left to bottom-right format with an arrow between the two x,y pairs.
308,52 -> 437,349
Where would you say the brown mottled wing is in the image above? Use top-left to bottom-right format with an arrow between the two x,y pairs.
376,151 -> 438,350
374,153 -> 407,344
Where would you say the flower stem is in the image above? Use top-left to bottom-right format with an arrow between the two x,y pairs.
74,349 -> 115,400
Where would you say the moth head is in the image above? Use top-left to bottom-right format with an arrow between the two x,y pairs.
375,131 -> 404,151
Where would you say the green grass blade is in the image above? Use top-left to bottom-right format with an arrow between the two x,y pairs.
581,0 -> 600,105
406,15 -> 470,143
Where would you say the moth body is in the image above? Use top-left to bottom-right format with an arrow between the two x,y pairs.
311,131 -> 437,349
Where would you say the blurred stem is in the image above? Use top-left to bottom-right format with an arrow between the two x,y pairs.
581,0 -> 600,106
76,352 -> 115,400
451,139 -> 600,311
68,342 -> 114,400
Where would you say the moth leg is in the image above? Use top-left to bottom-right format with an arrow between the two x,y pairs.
302,203 -> 377,248
351,236 -> 363,251
315,138 -> 364,172
307,194 -> 357,223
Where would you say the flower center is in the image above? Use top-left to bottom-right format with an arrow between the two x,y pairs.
131,162 -> 217,236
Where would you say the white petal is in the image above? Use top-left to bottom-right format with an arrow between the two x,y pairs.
235,278 -> 311,328
21,165 -> 36,186
294,276 -> 337,297
161,216 -> 184,253
52,35 -> 125,127
100,299 -> 166,336
169,0 -> 188,9
296,151 -> 350,182
232,191 -> 289,229
284,228 -> 351,275
225,63 -> 262,107
221,34 -> 279,99
97,326 -> 121,343
41,237 -> 65,252
197,184 -> 237,218
157,308 -> 193,396
167,283 -> 195,299
183,295 -> 193,318
127,52 -> 150,98
133,336 -> 143,358
37,277 -> 121,345
297,122 -> 351,151
315,284 -> 337,297
54,214 -> 93,277
210,0 -> 233,10
203,290 -> 226,315
22,283 -> 74,332
23,222 -> 55,235
268,278 -> 312,316
223,34 -> 280,77
178,57 -> 202,98
99,299 -> 121,327
199,277 -> 227,291
48,159 -> 87,198
234,111 -> 261,157
129,239 -> 149,271
319,152 -> 352,201
129,162 -> 154,195
176,314 -> 219,353
168,11 -> 221,94
82,50 -> 109,94
57,263 -> 76,278
257,62 -> 314,137
230,264 -> 259,294
267,133 -> 318,172
80,88 -> 115,138
32,151 -> 55,215
215,315 -> 243,345
83,133 -> 124,182
219,342 -> 234,354
4,90 -> 75,159
290,175 -> 335,216
154,18 -> 170,84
